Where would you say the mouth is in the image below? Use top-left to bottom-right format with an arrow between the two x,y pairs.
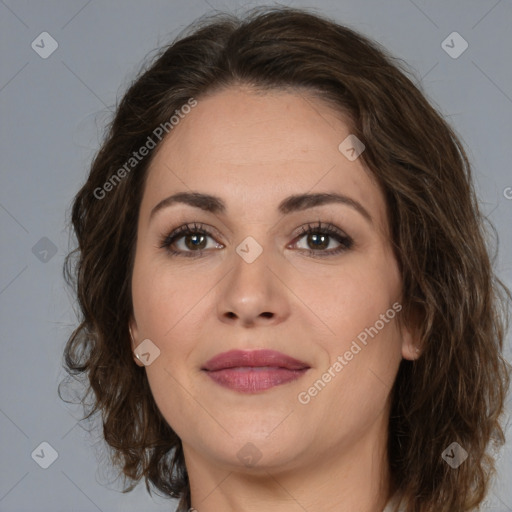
201,349 -> 310,393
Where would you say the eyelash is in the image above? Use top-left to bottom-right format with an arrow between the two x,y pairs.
158,221 -> 354,258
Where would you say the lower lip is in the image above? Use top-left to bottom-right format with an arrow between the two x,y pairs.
203,367 -> 309,392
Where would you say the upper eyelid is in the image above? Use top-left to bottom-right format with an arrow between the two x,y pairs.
171,222 -> 223,239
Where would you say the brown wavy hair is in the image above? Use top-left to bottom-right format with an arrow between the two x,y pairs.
61,6 -> 511,511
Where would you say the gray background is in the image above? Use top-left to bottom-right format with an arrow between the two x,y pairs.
1,0 -> 511,510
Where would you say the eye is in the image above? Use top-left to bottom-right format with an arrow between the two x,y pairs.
159,221 -> 353,258
159,222 -> 223,257
290,222 -> 353,257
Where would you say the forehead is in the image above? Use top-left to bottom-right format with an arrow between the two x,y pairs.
141,87 -> 387,230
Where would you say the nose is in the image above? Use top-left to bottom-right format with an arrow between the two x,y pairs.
216,241 -> 291,327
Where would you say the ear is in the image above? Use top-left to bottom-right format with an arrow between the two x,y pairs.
400,305 -> 422,361
129,317 -> 145,367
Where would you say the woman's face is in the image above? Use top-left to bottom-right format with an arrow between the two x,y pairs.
130,86 -> 418,475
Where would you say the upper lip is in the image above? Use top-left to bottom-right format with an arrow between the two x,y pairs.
202,349 -> 310,371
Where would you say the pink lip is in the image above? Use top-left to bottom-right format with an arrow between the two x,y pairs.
202,349 -> 310,393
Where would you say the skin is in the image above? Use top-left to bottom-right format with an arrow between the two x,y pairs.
129,86 -> 420,512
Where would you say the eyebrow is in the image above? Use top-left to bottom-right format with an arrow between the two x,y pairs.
149,191 -> 372,223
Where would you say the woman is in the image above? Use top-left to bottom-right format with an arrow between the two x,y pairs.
62,6 -> 510,512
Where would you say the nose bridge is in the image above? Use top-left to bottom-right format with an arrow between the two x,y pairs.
217,230 -> 287,324
231,232 -> 274,298
231,219 -> 275,273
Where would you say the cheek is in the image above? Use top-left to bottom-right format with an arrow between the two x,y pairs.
304,276 -> 402,437
130,254 -> 215,397
131,251 -> 215,338
300,255 -> 403,408
132,259 -> 208,436
291,254 -> 401,345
